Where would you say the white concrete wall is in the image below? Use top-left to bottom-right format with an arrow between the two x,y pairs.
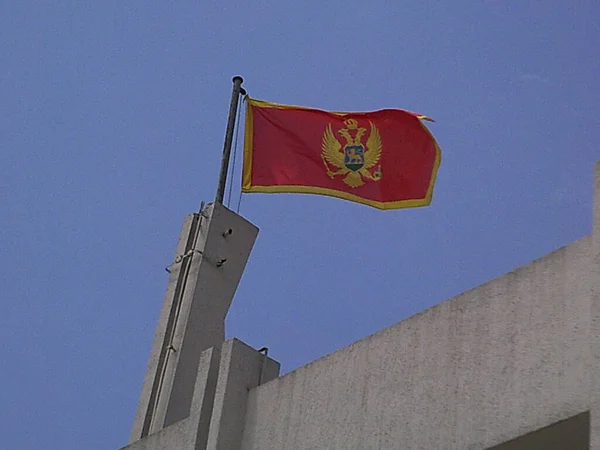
241,235 -> 594,449
123,418 -> 194,450
124,166 -> 600,450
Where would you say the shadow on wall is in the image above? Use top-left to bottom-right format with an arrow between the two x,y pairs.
486,412 -> 589,450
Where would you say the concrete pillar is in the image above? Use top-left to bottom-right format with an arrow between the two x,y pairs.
206,338 -> 280,450
121,339 -> 281,450
120,346 -> 222,450
129,203 -> 259,442
189,347 -> 221,450
129,214 -> 199,443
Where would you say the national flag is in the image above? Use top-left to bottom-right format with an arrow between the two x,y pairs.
242,97 -> 441,210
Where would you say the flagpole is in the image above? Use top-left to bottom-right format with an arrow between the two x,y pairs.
215,76 -> 245,205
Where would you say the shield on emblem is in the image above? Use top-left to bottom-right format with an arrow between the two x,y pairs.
344,145 -> 365,172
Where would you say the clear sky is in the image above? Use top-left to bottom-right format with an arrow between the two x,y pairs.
2,2 -> 599,449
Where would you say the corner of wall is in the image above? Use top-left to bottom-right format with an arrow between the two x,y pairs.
590,161 -> 600,449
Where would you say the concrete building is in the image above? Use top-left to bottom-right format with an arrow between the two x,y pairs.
121,164 -> 600,450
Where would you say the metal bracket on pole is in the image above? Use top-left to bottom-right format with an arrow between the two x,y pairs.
215,76 -> 245,205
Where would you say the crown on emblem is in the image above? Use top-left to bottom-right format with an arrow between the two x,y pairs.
344,118 -> 359,129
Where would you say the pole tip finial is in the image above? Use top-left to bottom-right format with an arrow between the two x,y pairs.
232,76 -> 244,84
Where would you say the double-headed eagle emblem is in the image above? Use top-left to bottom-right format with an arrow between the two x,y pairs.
321,118 -> 382,188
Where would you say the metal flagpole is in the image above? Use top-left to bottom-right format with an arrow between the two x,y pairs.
215,76 -> 245,205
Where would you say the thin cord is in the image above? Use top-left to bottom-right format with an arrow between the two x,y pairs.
227,99 -> 243,208
235,98 -> 247,213
236,186 -> 243,214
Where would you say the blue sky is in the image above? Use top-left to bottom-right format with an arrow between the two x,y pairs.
2,2 -> 599,449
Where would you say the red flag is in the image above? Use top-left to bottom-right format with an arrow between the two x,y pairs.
242,97 -> 441,210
